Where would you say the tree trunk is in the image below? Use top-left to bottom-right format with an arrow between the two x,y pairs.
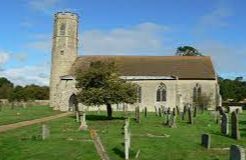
106,103 -> 113,119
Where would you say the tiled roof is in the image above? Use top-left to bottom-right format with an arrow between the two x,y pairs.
71,56 -> 216,80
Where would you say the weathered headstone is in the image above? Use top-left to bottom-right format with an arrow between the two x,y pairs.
154,106 -> 158,116
201,134 -> 210,149
79,112 -> 88,131
144,107 -> 147,117
124,119 -> 130,160
188,107 -> 193,124
221,112 -> 229,135
182,105 -> 187,120
165,108 -> 171,126
158,107 -> 162,117
170,108 -> 177,128
193,106 -> 197,117
42,124 -> 50,140
135,106 -> 140,123
176,105 -> 180,115
75,111 -> 80,122
231,111 -> 240,140
230,145 -> 245,160
235,108 -> 240,114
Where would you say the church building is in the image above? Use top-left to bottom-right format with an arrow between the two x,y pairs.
50,12 -> 221,112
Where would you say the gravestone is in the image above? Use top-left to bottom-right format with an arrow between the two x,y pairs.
158,107 -> 162,117
79,112 -> 88,131
144,107 -> 147,117
221,112 -> 229,135
176,105 -> 180,115
201,134 -> 210,149
193,106 -> 197,117
230,145 -> 245,160
75,111 -> 80,122
124,119 -> 131,160
154,106 -> 158,116
231,111 -> 240,140
182,105 -> 187,120
235,108 -> 240,114
42,124 -> 50,140
188,107 -> 193,124
0,101 -> 2,112
135,106 -> 140,123
170,108 -> 177,128
165,108 -> 171,126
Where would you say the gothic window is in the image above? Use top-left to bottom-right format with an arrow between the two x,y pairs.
193,83 -> 202,102
156,83 -> 166,102
136,85 -> 142,103
60,23 -> 66,35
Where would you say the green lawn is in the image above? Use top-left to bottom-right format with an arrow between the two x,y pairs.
0,109 -> 245,160
0,105 -> 62,125
88,111 -> 246,160
0,115 -> 100,160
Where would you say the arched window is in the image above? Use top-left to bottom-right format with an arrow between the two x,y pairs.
156,83 -> 166,102
136,85 -> 142,103
193,83 -> 201,102
60,23 -> 66,35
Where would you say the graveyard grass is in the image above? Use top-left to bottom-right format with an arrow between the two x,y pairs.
0,109 -> 245,160
87,111 -> 246,160
0,115 -> 100,160
0,105 -> 62,125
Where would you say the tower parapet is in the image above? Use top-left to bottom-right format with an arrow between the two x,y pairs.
50,11 -> 79,109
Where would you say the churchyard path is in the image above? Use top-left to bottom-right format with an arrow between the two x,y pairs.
0,112 -> 72,133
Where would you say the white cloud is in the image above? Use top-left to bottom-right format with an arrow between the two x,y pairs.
28,0 -> 61,12
0,64 -> 50,86
198,41 -> 246,78
80,22 -> 169,55
25,34 -> 52,53
0,51 -> 10,65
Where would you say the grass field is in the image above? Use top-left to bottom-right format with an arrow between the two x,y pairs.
88,111 -> 246,160
0,115 -> 100,160
0,109 -> 245,160
0,105 -> 62,125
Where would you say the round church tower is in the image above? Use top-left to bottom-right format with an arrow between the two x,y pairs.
50,12 -> 79,108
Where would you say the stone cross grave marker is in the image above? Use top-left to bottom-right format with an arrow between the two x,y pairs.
221,112 -> 229,135
231,111 -> 240,140
201,134 -> 210,149
79,112 -> 88,131
42,124 -> 50,140
230,145 -> 245,160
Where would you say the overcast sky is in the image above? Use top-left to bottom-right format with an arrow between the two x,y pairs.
0,0 -> 246,86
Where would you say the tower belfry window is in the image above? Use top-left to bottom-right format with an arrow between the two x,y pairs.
60,23 -> 66,35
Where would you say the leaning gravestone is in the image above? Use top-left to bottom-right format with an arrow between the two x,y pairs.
221,112 -> 229,135
188,107 -> 193,124
231,111 -> 240,140
201,134 -> 210,149
230,145 -> 245,160
42,124 -> 50,140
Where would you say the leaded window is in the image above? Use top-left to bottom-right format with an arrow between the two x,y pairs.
156,83 -> 166,102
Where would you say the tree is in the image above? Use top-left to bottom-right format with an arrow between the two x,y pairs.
176,46 -> 203,56
76,61 -> 137,119
0,77 -> 14,99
